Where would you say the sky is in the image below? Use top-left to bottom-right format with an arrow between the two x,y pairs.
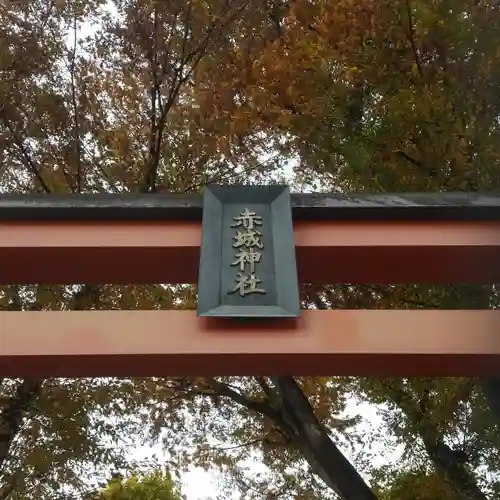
129,398 -> 403,500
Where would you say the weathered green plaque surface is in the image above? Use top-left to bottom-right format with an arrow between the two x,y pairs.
197,185 -> 300,318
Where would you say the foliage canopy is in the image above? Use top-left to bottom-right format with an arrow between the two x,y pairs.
0,0 -> 500,499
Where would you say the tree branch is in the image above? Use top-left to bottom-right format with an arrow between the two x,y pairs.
273,376 -> 378,500
200,437 -> 265,452
69,285 -> 101,311
405,0 -> 423,78
0,111 -> 50,193
382,380 -> 488,500
482,377 -> 500,430
0,474 -> 22,500
205,378 -> 283,423
0,379 -> 43,472
70,12 -> 83,193
256,376 -> 277,401
141,6 -> 160,194
200,377 -> 378,499
396,149 -> 423,168
139,0 -> 250,193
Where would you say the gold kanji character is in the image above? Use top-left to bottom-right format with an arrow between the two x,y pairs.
232,229 -> 263,249
231,208 -> 263,230
229,273 -> 266,297
231,247 -> 262,273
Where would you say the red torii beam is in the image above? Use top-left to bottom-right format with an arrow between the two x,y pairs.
0,192 -> 499,377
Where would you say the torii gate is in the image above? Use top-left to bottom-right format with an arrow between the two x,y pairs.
0,191 -> 499,378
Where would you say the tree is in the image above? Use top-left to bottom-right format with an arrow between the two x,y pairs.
373,469 -> 461,500
88,471 -> 183,500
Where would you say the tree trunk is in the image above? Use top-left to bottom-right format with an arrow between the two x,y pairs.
274,377 -> 378,500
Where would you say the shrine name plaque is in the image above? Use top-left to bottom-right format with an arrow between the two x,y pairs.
197,185 -> 300,318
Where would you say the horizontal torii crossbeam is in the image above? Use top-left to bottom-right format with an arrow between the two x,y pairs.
1,310 -> 499,377
1,192 -> 500,376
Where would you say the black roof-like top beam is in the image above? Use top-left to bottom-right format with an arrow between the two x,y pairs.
0,191 -> 499,221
